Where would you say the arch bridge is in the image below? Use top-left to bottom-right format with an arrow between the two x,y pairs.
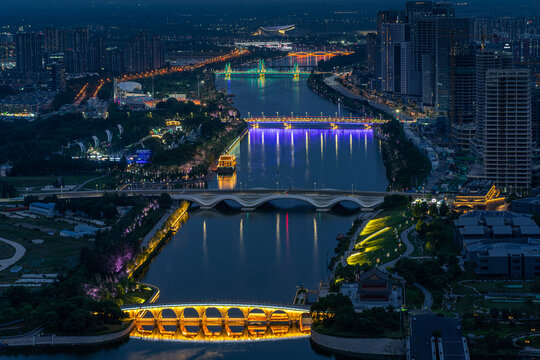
171,189 -> 385,211
122,302 -> 311,341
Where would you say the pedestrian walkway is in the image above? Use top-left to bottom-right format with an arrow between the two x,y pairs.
379,225 -> 415,271
0,237 -> 26,272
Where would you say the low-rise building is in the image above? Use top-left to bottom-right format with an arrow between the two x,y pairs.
340,268 -> 403,310
454,210 -> 540,279
29,202 -> 56,217
510,197 -> 540,215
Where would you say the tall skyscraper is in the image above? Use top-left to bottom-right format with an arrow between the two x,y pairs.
405,1 -> 455,104
435,18 -> 470,115
449,49 -> 475,149
15,32 -> 43,73
483,69 -> 531,190
151,35 -> 165,70
379,23 -> 411,95
89,37 -> 106,71
46,62 -> 66,91
0,33 -> 15,69
124,32 -> 151,73
375,9 -> 405,92
473,49 -> 513,156
44,28 -> 60,52
365,33 -> 377,73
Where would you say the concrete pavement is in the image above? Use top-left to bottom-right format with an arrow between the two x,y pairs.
0,237 -> 26,272
379,224 -> 415,271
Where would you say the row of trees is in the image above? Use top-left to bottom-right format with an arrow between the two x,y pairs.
311,294 -> 401,337
380,120 -> 431,191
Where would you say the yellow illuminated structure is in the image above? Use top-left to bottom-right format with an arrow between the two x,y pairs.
217,155 -> 237,175
218,172 -> 237,190
453,181 -> 506,213
123,302 -> 312,342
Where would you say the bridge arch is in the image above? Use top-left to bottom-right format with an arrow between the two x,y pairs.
269,310 -> 290,335
247,308 -> 267,336
136,310 -> 156,335
202,307 -> 223,336
179,307 -> 200,337
224,308 -> 245,337
177,193 -> 382,211
157,308 -> 178,335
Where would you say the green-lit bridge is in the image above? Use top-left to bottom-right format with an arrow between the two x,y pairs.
215,60 -> 312,78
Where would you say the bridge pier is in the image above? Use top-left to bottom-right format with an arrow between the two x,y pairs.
316,208 -> 331,213
241,207 -> 256,212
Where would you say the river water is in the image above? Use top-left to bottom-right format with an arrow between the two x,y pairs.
9,57 -> 389,360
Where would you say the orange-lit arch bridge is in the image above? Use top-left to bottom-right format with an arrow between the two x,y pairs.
122,302 -> 312,342
288,51 -> 354,57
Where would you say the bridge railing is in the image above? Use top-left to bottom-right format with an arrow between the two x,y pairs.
121,300 -> 311,311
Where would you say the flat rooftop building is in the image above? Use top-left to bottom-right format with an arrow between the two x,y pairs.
454,210 -> 540,279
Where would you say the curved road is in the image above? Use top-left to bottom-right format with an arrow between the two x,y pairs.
0,237 -> 26,272
378,226 -> 433,310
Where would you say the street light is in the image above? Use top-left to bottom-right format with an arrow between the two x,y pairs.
276,181 -> 279,191
314,182 -> 317,191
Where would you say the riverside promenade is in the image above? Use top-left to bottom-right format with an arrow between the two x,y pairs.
1,322 -> 135,348
311,329 -> 405,359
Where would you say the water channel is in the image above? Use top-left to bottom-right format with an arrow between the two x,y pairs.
10,57 -> 389,360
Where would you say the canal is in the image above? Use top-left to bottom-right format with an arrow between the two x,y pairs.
9,57 -> 389,360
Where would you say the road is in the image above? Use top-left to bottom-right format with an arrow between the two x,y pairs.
323,75 -> 415,122
377,225 -> 433,310
409,313 -> 468,360
0,237 -> 26,272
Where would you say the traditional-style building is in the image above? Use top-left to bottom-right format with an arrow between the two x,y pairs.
357,268 -> 391,303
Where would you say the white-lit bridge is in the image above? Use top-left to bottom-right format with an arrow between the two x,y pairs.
30,188 -> 408,212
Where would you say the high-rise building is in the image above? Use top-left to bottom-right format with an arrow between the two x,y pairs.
151,35 -> 165,70
106,48 -> 124,74
124,32 -> 151,74
473,49 -> 513,156
449,49 -> 475,149
0,33 -> 15,69
375,10 -> 405,92
15,32 -> 43,73
483,69 -> 531,190
365,33 -> 377,73
379,23 -> 411,95
435,18 -> 470,116
532,85 -> 540,147
43,28 -> 60,52
89,37 -> 106,71
46,62 -> 66,91
405,1 -> 455,104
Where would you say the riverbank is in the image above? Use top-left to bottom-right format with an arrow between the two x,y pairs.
128,202 -> 189,278
310,328 -> 405,359
307,73 -> 430,191
1,321 -> 135,349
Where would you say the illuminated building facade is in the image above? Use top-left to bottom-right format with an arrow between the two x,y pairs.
453,180 -> 506,213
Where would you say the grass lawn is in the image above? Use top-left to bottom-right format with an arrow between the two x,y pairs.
0,218 -> 91,283
3,174 -> 103,191
460,280 -> 537,294
346,209 -> 409,266
0,239 -> 16,259
405,284 -> 425,309
517,334 -> 540,348
82,174 -> 115,190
